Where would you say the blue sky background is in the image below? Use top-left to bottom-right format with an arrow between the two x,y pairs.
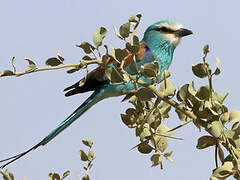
0,0 -> 239,179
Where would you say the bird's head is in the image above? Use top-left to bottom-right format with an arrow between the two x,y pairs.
143,20 -> 192,48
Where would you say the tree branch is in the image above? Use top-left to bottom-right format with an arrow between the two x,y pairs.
3,60 -> 102,77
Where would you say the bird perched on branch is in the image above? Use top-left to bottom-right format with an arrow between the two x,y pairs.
0,20 -> 192,168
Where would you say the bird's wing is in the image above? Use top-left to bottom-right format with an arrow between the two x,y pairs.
64,66 -> 108,96
64,43 -> 149,97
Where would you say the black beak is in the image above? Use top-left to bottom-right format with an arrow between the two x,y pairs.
175,28 -> 193,37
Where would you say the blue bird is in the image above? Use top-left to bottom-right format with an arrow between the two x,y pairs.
0,20 -> 192,168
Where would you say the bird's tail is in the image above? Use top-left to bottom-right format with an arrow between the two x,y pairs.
0,90 -> 102,168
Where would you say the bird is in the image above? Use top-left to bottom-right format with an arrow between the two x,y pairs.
0,20 -> 192,168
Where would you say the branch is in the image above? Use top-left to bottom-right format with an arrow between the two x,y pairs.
3,60 -> 102,77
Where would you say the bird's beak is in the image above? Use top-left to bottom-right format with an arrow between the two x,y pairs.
175,28 -> 193,37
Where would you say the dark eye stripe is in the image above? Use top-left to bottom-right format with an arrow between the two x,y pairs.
154,26 -> 175,33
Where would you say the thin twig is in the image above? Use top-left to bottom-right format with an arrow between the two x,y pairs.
128,18 -> 140,44
155,133 -> 183,140
2,60 -> 102,77
0,169 -> 12,180
167,120 -> 193,132
215,144 -> 218,168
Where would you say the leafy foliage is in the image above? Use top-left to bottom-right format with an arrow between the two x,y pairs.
1,14 -> 240,180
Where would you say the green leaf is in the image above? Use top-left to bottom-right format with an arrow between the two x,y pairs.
151,152 -> 161,167
140,124 -> 151,140
82,55 -> 93,61
175,104 -> 187,121
158,102 -> 171,119
114,48 -> 129,61
176,84 -> 189,102
67,67 -> 80,74
219,112 -> 229,124
140,61 -> 159,78
156,124 -> 173,137
128,57 -> 138,74
105,67 -> 123,83
8,172 -> 14,180
192,63 -> 208,78
46,57 -> 62,66
136,99 -> 145,114
175,110 -> 187,121
133,35 -> 139,46
193,101 -> 218,119
0,70 -> 14,77
135,125 -> 142,137
82,175 -> 90,180
62,171 -> 70,180
136,14 -> 142,19
56,50 -> 64,62
126,108 -> 136,115
11,56 -> 16,72
206,121 -> 223,138
79,150 -> 88,161
224,129 -> 237,139
234,138 -> 240,150
193,118 -> 207,129
213,57 -> 221,75
76,42 -> 95,54
164,150 -> 174,162
1,170 -> 14,180
25,64 -> 37,72
195,86 -> 211,100
229,110 -> 240,123
88,149 -> 94,161
49,173 -> 60,180
153,135 -> 169,153
218,145 -> 224,163
119,22 -> 130,38
136,88 -> 155,101
211,161 -> 233,180
113,26 -> 123,39
125,42 -> 139,53
203,44 -> 210,55
212,92 -> 225,104
196,136 -> 216,149
147,111 -> 159,126
93,27 -> 108,47
160,70 -> 171,82
82,138 -> 93,148
188,82 -> 197,96
224,129 -> 240,149
121,114 -> 132,126
137,141 -> 153,154
24,56 -> 37,71
159,80 -> 176,97
128,14 -> 136,22
24,56 -> 36,65
177,83 -> 197,106
232,122 -> 240,135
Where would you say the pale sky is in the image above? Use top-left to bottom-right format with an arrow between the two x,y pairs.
0,1 -> 239,180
